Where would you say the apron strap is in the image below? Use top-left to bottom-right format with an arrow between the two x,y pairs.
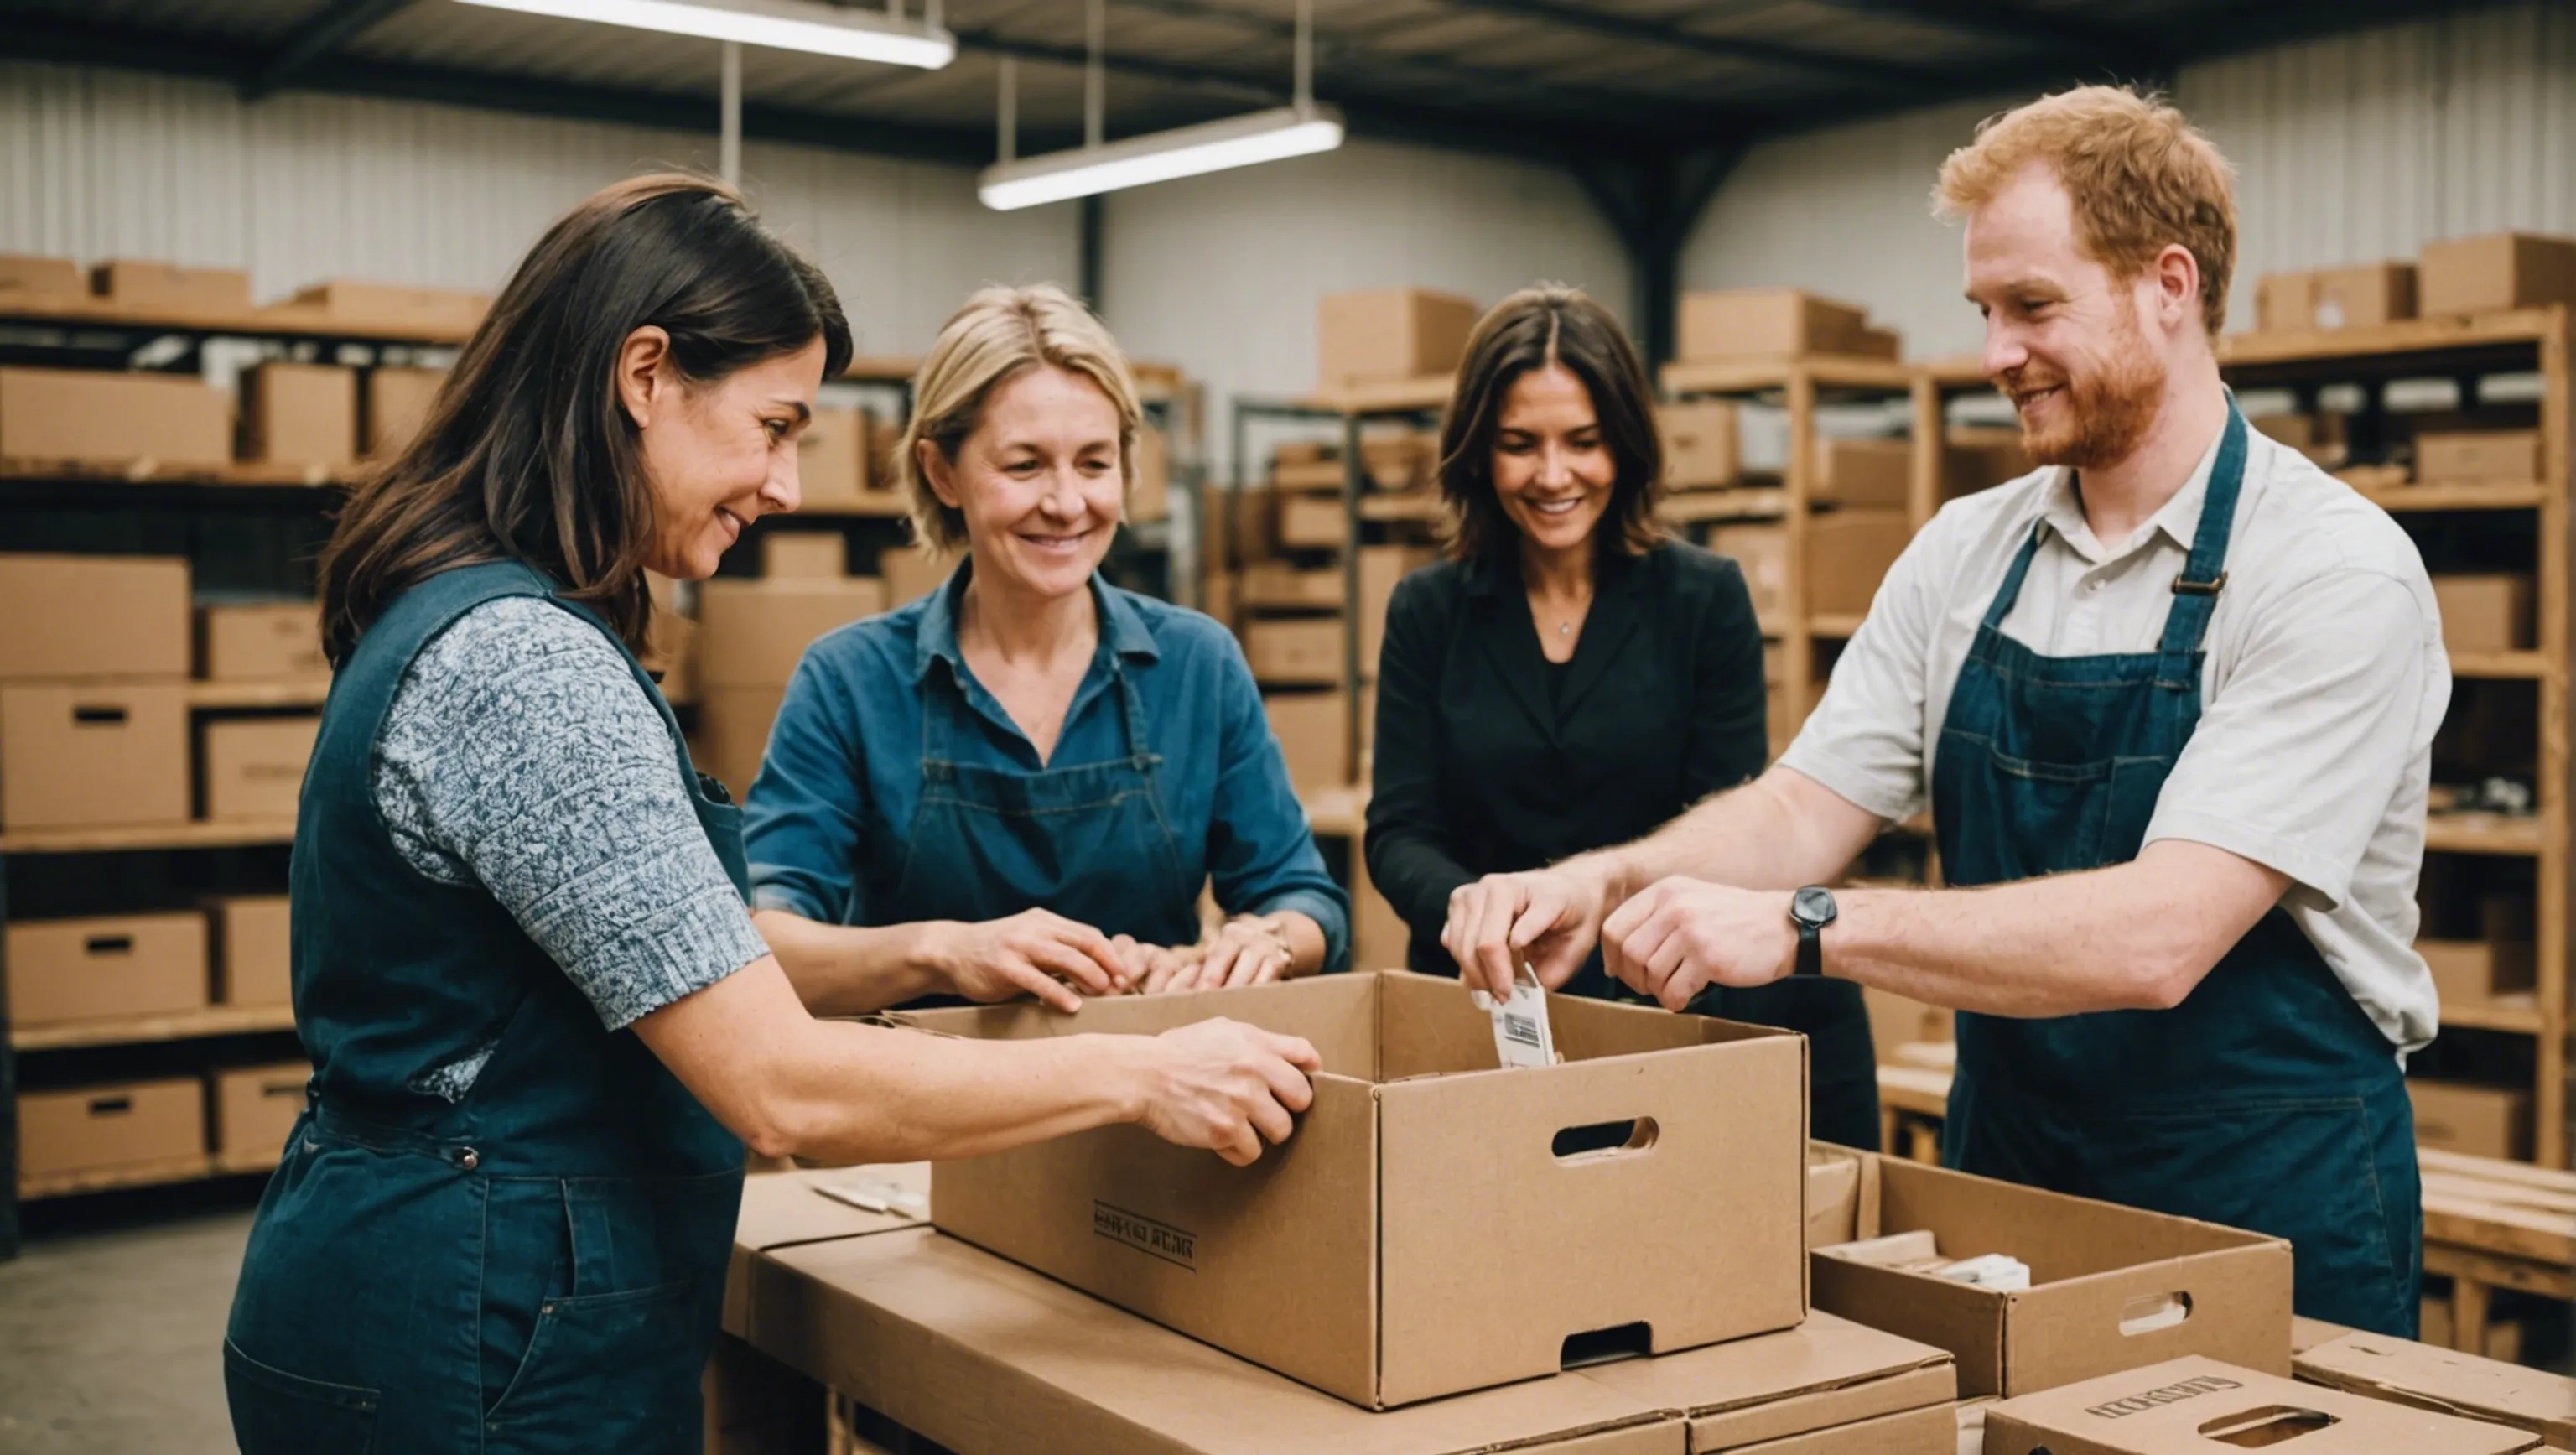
2154,398 -> 2252,689
1978,522 -> 2049,632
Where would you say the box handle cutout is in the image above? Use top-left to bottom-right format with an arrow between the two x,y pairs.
72,705 -> 131,725
1560,1321 -> 1652,1370
2119,1291 -> 2192,1336
1552,1117 -> 1658,1161
88,1095 -> 134,1116
2198,1406 -> 2337,1447
83,934 -> 136,956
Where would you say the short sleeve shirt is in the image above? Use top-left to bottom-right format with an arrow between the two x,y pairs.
1780,424 -> 2448,1055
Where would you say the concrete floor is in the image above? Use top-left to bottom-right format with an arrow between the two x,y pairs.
0,1208 -> 249,1454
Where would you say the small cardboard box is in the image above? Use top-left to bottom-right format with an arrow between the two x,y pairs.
2418,430 -> 2542,486
1677,289 -> 1876,361
1131,424 -> 1170,523
2420,233 -> 2576,317
900,971 -> 1810,1408
199,602 -> 327,682
877,548 -> 953,608
2257,263 -> 2418,332
1245,618 -> 1344,686
1941,430 -> 2031,500
4,912 -> 210,1026
761,532 -> 845,579
1806,511 -> 1910,618
1817,438 -> 1912,508
1983,1356 -> 2541,1455
1264,690 -> 1348,797
362,366 -> 446,459
1811,1156 -> 2293,1398
1241,562 -> 1345,611
236,362 -> 357,469
18,1078 -> 207,1182
2294,1331 -> 2576,1450
698,578 -> 887,689
0,366 -> 233,470
0,682 -> 189,829
1712,525 -> 1789,633
1659,401 -> 1741,490
213,1061 -> 311,1164
210,895 -> 292,1007
274,279 -> 487,335
693,685 -> 786,802
1278,494 -> 1350,550
2419,938 -> 2536,1011
1317,289 -> 1480,388
200,716 -> 319,823
2432,574 -> 2534,656
0,553 -> 190,681
91,259 -> 251,314
797,408 -> 869,508
2407,1078 -> 2531,1160
0,254 -> 85,298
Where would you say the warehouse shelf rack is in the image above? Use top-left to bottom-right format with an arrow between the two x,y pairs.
13,1003 -> 298,1054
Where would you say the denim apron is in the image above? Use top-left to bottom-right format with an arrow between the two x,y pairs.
1929,406 -> 2420,1336
225,561 -> 747,1453
887,647 -> 1198,946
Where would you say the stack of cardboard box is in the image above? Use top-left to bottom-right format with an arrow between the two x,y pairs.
1675,288 -> 1904,363
691,561 -> 889,802
1316,288 -> 1479,395
0,553 -> 194,834
2251,230 -> 2576,335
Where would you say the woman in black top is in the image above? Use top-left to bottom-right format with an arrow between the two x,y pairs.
1364,283 -> 1880,1149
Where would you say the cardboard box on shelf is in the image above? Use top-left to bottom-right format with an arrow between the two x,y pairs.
896,970 -> 1809,1408
2432,574 -> 2535,656
1810,1156 -> 2292,1398
0,254 -> 85,299
1229,485 -> 1280,563
1264,691 -> 1348,798
91,259 -> 252,314
694,685 -> 786,802
2418,429 -> 2543,486
1277,494 -> 1349,550
0,682 -> 189,830
1816,439 -> 1911,508
1659,400 -> 1741,491
1712,525 -> 1789,634
2407,1078 -> 2532,1160
362,366 -> 446,458
1274,455 -> 1349,491
0,366 -> 233,470
4,912 -> 209,1027
18,1078 -> 208,1182
272,279 -> 487,335
210,895 -> 293,1007
1359,545 -> 1432,678
0,553 -> 190,681
761,532 -> 846,580
1245,618 -> 1344,686
1806,512 -> 1910,618
1240,562 -> 1344,611
641,604 -> 696,706
1677,289 -> 1877,361
213,1061 -> 312,1161
201,716 -> 320,823
2419,232 -> 2576,317
236,362 -> 357,469
1131,424 -> 1170,523
2295,1331 -> 2575,1451
2251,413 -> 2347,451
877,548 -> 953,608
698,578 -> 889,689
1940,430 -> 2030,499
199,602 -> 327,683
1984,1356 -> 2541,1455
797,408 -> 869,508
1852,325 -> 1903,361
2257,263 -> 2418,332
1317,288 -> 1480,388
2420,938 -> 2536,1011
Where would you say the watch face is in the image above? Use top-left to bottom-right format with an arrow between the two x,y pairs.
1793,886 -> 1837,928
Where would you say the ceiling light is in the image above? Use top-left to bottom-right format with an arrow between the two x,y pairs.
452,0 -> 955,69
979,106 -> 1345,210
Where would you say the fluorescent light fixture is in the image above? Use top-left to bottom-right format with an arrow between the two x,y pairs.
453,0 -> 955,68
979,106 -> 1344,211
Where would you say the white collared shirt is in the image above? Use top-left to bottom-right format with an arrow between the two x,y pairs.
1781,424 -> 2449,1054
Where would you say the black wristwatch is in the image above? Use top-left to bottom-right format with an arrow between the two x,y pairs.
1789,886 -> 1837,979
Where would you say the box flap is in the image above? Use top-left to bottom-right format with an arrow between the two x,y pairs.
724,1167 -> 927,1337
2295,1332 -> 2576,1447
1713,1400 -> 1955,1454
1983,1357 -> 2542,1455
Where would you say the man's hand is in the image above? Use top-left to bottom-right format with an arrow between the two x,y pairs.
1130,1018 -> 1322,1166
1441,864 -> 1613,1000
925,909 -> 1132,1012
1602,877 -> 1797,1009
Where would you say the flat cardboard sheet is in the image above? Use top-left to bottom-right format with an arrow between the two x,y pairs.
2295,1332 -> 2576,1449
1984,1357 -> 2538,1455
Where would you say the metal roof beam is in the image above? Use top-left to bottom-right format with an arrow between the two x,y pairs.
1805,0 -> 2164,61
1437,0 -> 1958,93
242,0 -> 422,101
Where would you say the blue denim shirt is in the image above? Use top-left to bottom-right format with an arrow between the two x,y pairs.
743,566 -> 1349,969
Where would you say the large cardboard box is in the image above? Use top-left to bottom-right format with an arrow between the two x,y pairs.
0,366 -> 232,470
1816,438 -> 1911,508
1678,289 -> 1879,361
4,912 -> 209,1027
213,1061 -> 312,1167
797,407 -> 870,508
695,685 -> 787,802
1712,525 -> 1789,633
210,895 -> 292,1007
1245,618 -> 1344,686
2408,1078 -> 2532,1160
0,682 -> 189,829
1317,289 -> 1480,388
1805,512 -> 1909,618
897,972 -> 1809,1408
237,362 -> 357,469
2294,1331 -> 2576,1451
273,279 -> 487,335
2420,938 -> 2536,1012
876,547 -> 952,607
760,532 -> 845,580
698,578 -> 887,689
0,253 -> 83,299
199,602 -> 327,683
1983,1356 -> 2540,1455
1264,690 -> 1348,797
91,259 -> 251,314
200,716 -> 319,823
1811,1156 -> 2293,1398
2433,574 -> 2535,655
1278,493 -> 1350,549
362,366 -> 446,459
2419,429 -> 2542,486
0,553 -> 190,681
1659,401 -> 1741,490
2419,232 -> 2576,317
2256,263 -> 2418,332
18,1078 -> 207,1182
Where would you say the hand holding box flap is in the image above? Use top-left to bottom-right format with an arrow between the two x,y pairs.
1983,1357 -> 2542,1455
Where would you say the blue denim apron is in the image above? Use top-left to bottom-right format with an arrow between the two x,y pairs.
225,562 -> 747,1453
1929,405 -> 2420,1336
888,649 -> 1197,944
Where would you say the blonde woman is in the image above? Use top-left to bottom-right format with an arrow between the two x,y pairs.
745,285 -> 1348,1012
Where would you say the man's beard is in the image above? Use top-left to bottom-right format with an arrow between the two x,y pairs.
2005,312 -> 2167,470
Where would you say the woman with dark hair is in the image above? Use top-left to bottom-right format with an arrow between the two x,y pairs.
223,174 -> 1319,1455
1364,283 -> 1879,1147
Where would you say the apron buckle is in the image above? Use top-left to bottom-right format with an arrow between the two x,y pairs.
2171,571 -> 2228,597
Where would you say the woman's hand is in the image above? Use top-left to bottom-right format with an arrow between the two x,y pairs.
924,909 -> 1132,1012
1128,1018 -> 1321,1165
1145,917 -> 1295,994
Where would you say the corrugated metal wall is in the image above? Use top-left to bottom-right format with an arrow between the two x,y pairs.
1682,0 -> 2576,360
